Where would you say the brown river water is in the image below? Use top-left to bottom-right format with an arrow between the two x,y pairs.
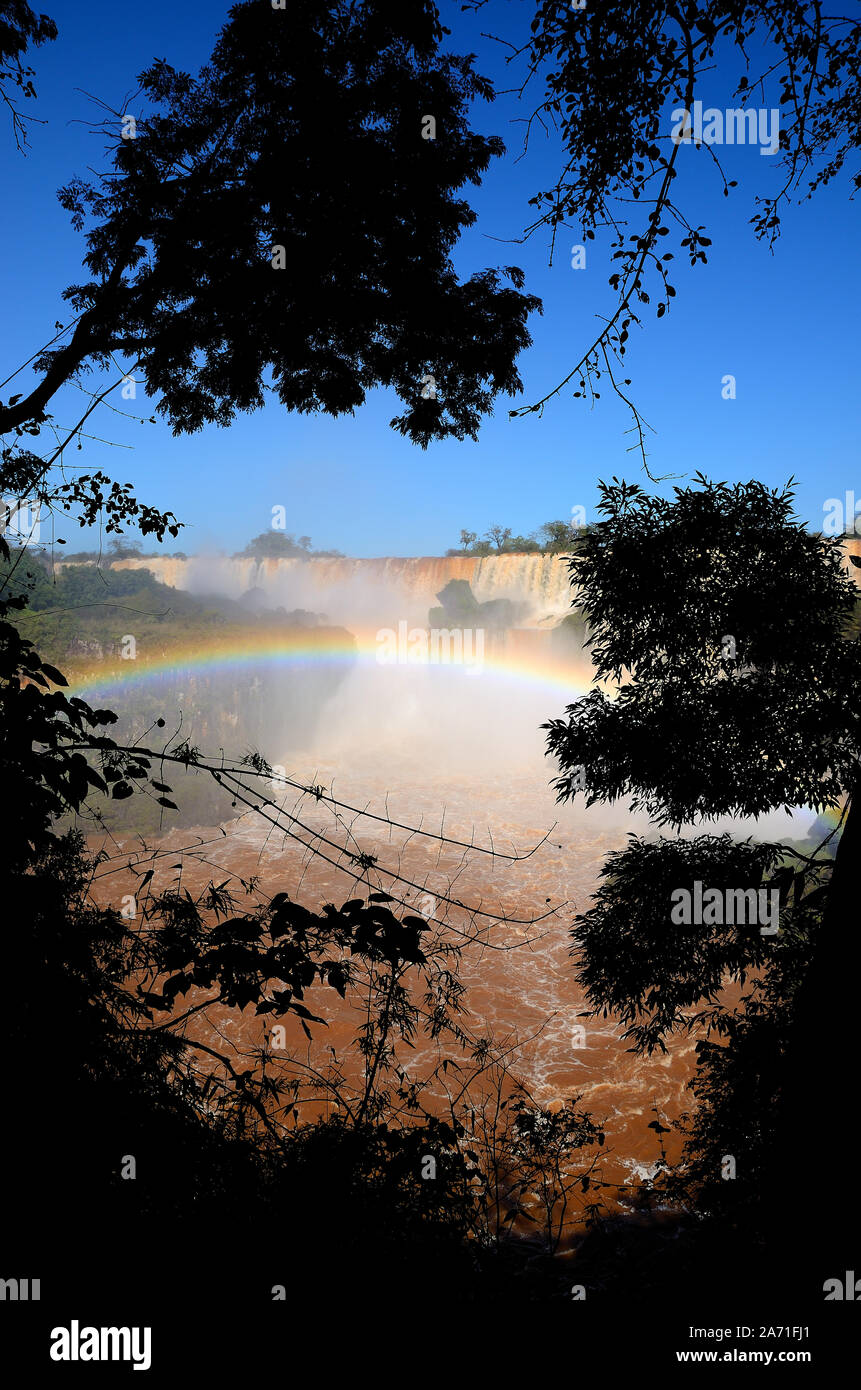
87,677 -> 704,1222
77,562 -> 817,1234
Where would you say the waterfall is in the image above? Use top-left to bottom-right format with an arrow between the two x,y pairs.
100,552 -> 580,629
61,535 -> 861,632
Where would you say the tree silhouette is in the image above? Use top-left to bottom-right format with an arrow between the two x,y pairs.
545,474 -> 861,1290
481,0 -> 861,470
0,0 -> 539,445
485,524 -> 513,552
239,531 -> 325,560
0,0 -> 545,1020
0,1 -> 558,1325
0,0 -> 56,149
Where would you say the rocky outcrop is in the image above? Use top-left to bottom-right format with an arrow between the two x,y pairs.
428,578 -> 524,629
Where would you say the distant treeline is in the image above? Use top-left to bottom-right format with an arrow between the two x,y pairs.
447,520 -> 593,556
237,531 -> 344,559
58,532 -> 344,563
58,526 -> 591,565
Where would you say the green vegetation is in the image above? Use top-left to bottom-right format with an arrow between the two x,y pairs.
2,552 -> 326,667
7,554 -> 237,662
237,531 -> 344,559
447,520 -> 594,556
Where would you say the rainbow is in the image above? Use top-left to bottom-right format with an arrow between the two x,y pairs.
64,625 -> 595,701
808,804 -> 846,838
62,629 -> 850,843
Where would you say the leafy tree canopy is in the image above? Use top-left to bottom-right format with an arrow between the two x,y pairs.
0,0 -> 539,446
546,472 -> 861,1279
448,518 -> 594,555
546,476 -> 861,825
477,1 -> 861,468
237,531 -> 342,560
0,0 -> 57,149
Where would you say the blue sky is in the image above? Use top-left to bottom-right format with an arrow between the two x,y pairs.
2,0 -> 858,557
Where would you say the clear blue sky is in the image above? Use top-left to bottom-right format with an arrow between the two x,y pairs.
2,0 -> 858,557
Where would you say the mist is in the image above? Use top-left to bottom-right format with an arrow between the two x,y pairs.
127,552 -> 811,848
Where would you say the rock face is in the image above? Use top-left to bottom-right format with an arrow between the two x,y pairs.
428,578 -> 523,629
239,586 -> 324,625
550,611 -> 588,655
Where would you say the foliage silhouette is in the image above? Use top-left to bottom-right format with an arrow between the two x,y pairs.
0,0 -> 56,149
0,2 -> 581,1318
482,0 -> 861,471
0,0 -> 539,444
545,474 -> 861,1289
